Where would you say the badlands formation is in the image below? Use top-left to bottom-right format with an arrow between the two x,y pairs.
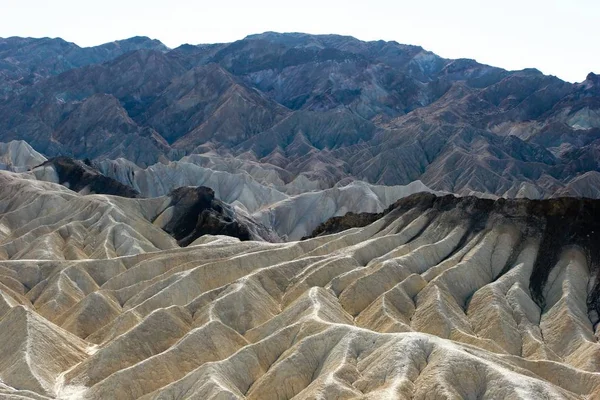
0,166 -> 599,399
98,155 -> 434,240
0,140 -> 437,241
0,32 -> 599,400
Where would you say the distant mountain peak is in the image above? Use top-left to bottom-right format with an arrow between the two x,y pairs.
586,72 -> 599,84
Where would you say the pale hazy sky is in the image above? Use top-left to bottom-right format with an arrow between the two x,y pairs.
2,0 -> 597,82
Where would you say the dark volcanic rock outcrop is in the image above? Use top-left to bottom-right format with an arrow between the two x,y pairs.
162,186 -> 277,246
38,156 -> 140,197
306,211 -> 386,239
308,192 -> 600,319
34,157 -> 277,244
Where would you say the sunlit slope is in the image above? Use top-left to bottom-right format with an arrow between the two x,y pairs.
0,176 -> 598,399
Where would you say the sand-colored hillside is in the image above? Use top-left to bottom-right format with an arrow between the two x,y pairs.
0,172 -> 599,399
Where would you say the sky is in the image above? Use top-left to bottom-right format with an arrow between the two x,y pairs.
1,0 -> 597,82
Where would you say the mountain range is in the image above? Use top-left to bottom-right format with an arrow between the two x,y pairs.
0,32 -> 600,400
1,32 -> 599,198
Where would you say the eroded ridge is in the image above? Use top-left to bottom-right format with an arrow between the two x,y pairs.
0,175 -> 599,399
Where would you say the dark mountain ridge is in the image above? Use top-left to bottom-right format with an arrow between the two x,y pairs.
307,192 -> 600,314
0,36 -> 168,97
0,32 -> 598,197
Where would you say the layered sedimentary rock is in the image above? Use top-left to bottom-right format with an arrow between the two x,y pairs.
35,156 -> 141,197
96,157 -> 290,211
19,151 -> 432,242
0,171 -> 177,260
0,170 -> 271,259
96,155 -> 439,240
0,174 -> 599,399
252,180 -> 436,240
0,140 -> 46,172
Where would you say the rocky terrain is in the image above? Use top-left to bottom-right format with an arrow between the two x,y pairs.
0,36 -> 167,98
37,156 -> 141,197
96,156 -> 437,240
0,139 -> 437,241
0,33 -> 598,196
0,171 -> 599,399
1,156 -> 273,245
1,32 -> 600,399
161,185 -> 277,245
0,140 -> 46,172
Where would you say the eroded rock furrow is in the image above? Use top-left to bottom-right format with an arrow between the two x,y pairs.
0,173 -> 599,399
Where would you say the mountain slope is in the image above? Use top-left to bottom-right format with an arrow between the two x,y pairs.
0,175 -> 599,398
0,36 -> 167,98
146,63 -> 289,146
93,153 -> 439,240
0,140 -> 46,172
0,33 -> 599,197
